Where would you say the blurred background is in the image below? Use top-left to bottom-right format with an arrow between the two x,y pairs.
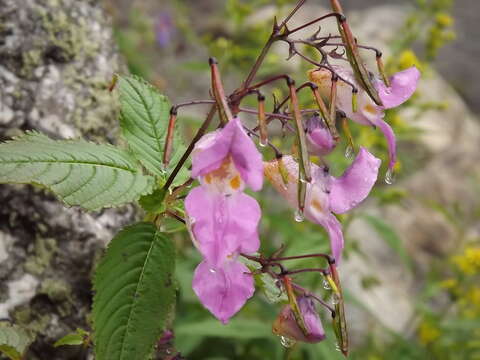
1,0 -> 479,359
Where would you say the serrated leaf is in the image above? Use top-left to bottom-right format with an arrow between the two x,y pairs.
240,256 -> 287,304
118,76 -> 176,176
0,132 -> 154,211
118,76 -> 190,187
139,187 -> 168,214
0,323 -> 34,360
54,328 -> 89,348
92,222 -> 176,360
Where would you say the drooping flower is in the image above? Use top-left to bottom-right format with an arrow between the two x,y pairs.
308,65 -> 420,173
185,117 -> 263,324
272,295 -> 325,343
264,147 -> 380,262
305,114 -> 336,157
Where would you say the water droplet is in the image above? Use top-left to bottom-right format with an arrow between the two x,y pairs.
294,209 -> 304,222
280,336 -> 296,348
168,187 -> 173,195
349,200 -> 358,208
385,168 -> 395,185
345,145 -> 354,159
209,268 -> 216,274
323,278 -> 331,290
332,293 -> 341,305
335,342 -> 341,351
259,138 -> 268,147
384,87 -> 392,95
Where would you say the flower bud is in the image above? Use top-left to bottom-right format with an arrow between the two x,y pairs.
305,114 -> 336,156
272,296 -> 325,343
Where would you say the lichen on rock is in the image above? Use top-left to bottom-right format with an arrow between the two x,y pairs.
0,0 -> 134,359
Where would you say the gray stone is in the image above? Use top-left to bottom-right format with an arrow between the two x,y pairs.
0,0 -> 132,358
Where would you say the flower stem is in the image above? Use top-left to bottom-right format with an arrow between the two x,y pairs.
162,105 -> 217,191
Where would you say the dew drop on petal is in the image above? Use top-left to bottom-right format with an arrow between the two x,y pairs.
209,268 -> 216,274
345,145 -> 354,159
335,342 -> 341,352
385,168 -> 395,185
280,336 -> 296,348
259,138 -> 268,147
323,278 -> 331,290
294,209 -> 305,222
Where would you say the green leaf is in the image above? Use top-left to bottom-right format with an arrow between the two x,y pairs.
362,215 -> 413,271
54,328 -> 89,348
118,75 -> 190,186
118,76 -> 169,176
240,256 -> 287,304
0,323 -> 34,360
139,187 -> 168,214
92,222 -> 176,360
0,132 -> 154,211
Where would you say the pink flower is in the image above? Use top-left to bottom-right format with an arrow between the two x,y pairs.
305,114 -> 336,156
273,296 -> 325,343
264,147 -> 380,262
309,66 -> 420,173
185,117 -> 263,324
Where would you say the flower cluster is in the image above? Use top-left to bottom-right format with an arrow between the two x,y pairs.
177,2 -> 421,351
309,65 -> 420,177
185,117 -> 263,324
265,148 -> 381,263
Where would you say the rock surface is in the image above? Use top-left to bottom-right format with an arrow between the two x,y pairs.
0,0 -> 133,359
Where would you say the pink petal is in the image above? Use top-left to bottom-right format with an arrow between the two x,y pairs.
298,296 -> 325,342
265,156 -> 345,263
190,124 -> 235,179
329,147 -> 381,214
321,213 -> 344,264
193,260 -> 255,324
307,128 -> 336,156
229,118 -> 264,191
376,119 -> 397,171
309,65 -> 382,126
272,296 -> 325,343
375,67 -> 420,109
191,118 -> 263,191
185,187 -> 261,266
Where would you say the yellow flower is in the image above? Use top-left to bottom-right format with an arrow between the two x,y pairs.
453,247 -> 480,275
398,50 -> 423,72
435,13 -> 454,28
419,321 -> 441,345
440,278 -> 458,290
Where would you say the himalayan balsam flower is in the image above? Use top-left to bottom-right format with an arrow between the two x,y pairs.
265,147 -> 380,262
185,117 -> 263,324
273,296 -> 325,343
309,65 -> 420,173
305,114 -> 336,156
